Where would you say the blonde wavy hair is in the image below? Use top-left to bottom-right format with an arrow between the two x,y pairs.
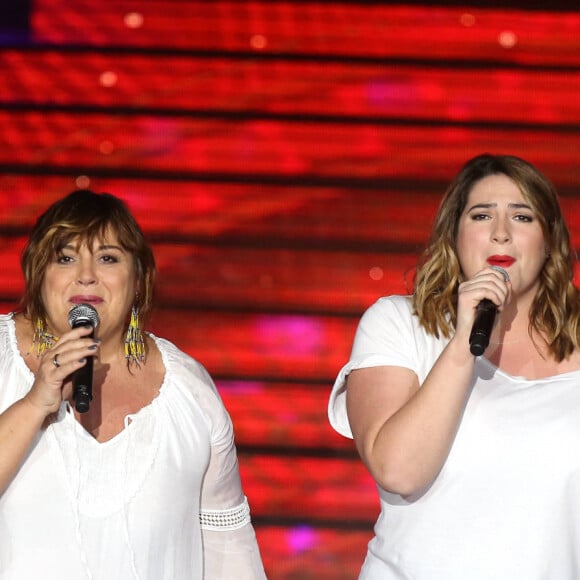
413,153 -> 580,361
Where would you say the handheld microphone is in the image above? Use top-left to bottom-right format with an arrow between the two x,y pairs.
468,266 -> 510,357
68,303 -> 100,413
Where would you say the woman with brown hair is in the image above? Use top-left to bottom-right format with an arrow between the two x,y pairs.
0,190 -> 265,579
329,154 -> 580,578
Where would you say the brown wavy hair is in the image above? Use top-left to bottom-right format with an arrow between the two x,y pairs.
20,189 -> 156,345
413,153 -> 580,361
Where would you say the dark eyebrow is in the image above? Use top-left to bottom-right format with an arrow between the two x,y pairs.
466,202 -> 533,212
58,242 -> 77,251
58,243 -> 125,252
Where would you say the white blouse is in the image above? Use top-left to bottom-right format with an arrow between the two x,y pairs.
0,314 -> 266,580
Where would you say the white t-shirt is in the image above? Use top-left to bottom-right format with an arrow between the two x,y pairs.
329,295 -> 580,579
0,314 -> 266,580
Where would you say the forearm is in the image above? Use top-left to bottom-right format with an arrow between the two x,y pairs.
351,338 -> 475,496
0,396 -> 48,495
202,524 -> 267,579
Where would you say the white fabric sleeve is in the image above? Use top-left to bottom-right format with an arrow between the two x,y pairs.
197,368 -> 266,579
328,295 -> 421,439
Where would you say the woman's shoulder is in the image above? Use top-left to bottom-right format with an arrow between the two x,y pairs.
150,334 -> 232,438
0,312 -> 15,326
151,334 -> 214,384
0,314 -> 33,407
372,294 -> 413,307
353,294 -> 447,374
150,334 -> 224,403
0,312 -> 17,347
372,294 -> 415,315
359,295 -> 422,336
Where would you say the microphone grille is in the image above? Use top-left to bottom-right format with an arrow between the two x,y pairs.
68,303 -> 100,329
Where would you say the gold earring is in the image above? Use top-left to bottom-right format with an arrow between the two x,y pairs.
125,304 -> 146,365
32,318 -> 58,356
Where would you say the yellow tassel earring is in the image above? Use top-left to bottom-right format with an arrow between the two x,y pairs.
32,318 -> 58,356
124,304 -> 146,365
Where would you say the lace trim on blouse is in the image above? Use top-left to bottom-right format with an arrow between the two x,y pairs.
199,496 -> 251,531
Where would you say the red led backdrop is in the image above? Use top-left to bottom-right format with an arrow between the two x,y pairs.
2,1 -> 580,578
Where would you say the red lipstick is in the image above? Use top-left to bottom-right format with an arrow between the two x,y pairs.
487,255 -> 515,268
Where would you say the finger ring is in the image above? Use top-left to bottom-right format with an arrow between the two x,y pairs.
52,354 -> 60,368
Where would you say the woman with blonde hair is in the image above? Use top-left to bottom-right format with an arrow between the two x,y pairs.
329,153 -> 580,578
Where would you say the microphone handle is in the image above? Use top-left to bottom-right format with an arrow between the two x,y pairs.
469,299 -> 497,357
73,326 -> 94,413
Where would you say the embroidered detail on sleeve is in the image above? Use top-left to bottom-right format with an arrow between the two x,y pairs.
199,496 -> 251,531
